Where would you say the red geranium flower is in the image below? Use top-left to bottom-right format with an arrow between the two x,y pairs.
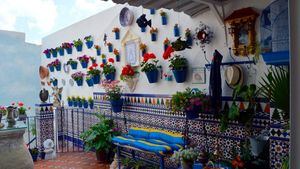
18,102 -> 24,107
92,63 -> 98,67
163,46 -> 174,60
100,63 -> 105,68
143,53 -> 156,62
108,58 -> 114,63
88,66 -> 94,70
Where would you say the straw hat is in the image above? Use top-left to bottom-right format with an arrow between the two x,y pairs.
224,65 -> 243,88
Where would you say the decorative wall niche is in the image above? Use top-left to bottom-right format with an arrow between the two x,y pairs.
225,7 -> 259,56
121,30 -> 141,67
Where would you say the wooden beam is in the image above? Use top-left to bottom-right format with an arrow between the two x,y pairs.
192,0 -> 223,6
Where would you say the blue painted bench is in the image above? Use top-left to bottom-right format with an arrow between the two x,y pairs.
112,127 -> 185,169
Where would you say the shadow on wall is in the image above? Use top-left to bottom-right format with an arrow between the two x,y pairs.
0,30 -> 41,112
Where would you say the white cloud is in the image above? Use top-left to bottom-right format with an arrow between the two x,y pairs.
0,0 -> 57,33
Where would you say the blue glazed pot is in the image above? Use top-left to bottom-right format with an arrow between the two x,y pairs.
110,99 -> 123,113
105,72 -> 115,81
151,33 -> 157,41
66,48 -> 72,54
86,79 -> 94,87
89,102 -> 94,109
68,101 -> 73,107
96,49 -> 101,56
162,16 -> 167,25
93,74 -> 100,84
83,101 -> 89,108
73,101 -> 78,107
115,32 -> 120,40
145,69 -> 159,83
142,49 -> 146,56
49,66 -> 55,72
164,44 -> 169,51
52,51 -> 57,58
108,45 -> 113,52
45,53 -> 51,58
76,79 -> 83,86
31,154 -> 38,162
141,27 -> 146,32
116,55 -> 120,62
52,80 -> 58,86
150,8 -> 155,15
78,101 -> 83,108
55,64 -> 61,71
70,62 -> 78,70
59,49 -> 64,56
76,45 -> 83,52
81,61 -> 88,68
86,41 -> 93,49
174,27 -> 180,37
185,105 -> 200,119
172,68 -> 187,83
186,36 -> 193,46
102,59 -> 107,64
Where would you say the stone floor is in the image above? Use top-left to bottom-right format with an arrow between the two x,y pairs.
34,152 -> 110,169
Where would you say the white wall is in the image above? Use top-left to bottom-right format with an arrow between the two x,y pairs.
41,1 -> 272,104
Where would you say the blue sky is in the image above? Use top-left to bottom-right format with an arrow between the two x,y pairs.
0,0 -> 115,44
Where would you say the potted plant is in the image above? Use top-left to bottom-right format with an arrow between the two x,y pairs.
102,80 -> 123,113
39,146 -> 46,160
67,59 -> 78,70
62,42 -> 73,54
112,27 -> 120,40
87,63 -> 101,84
150,27 -> 158,41
86,75 -> 94,87
53,59 -> 61,71
160,10 -> 167,25
120,64 -> 139,92
185,28 -> 193,46
174,24 -> 180,37
80,114 -> 121,163
171,147 -> 198,169
107,42 -> 113,52
50,48 -> 58,58
77,97 -> 82,108
57,46 -> 64,56
43,49 -> 51,58
139,43 -> 147,56
73,38 -> 83,52
90,56 -> 97,64
101,58 -> 116,81
29,147 -> 39,162
88,97 -> 94,109
47,62 -> 55,72
77,55 -> 90,68
113,49 -> 120,62
50,78 -> 58,87
0,106 -> 7,122
141,53 -> 160,83
84,35 -> 93,49
150,8 -> 155,15
72,96 -> 77,107
171,88 -> 207,119
163,38 -> 170,51
82,97 -> 88,108
101,54 -> 107,64
168,55 -> 188,83
94,45 -> 101,56
71,72 -> 85,86
17,102 -> 27,121
67,96 -> 73,107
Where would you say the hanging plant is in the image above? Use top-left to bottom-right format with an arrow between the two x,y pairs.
57,46 -> 64,56
167,55 -> 188,83
71,72 -> 85,86
86,75 -> 94,87
84,35 -> 93,49
163,38 -> 170,51
87,63 -> 101,84
174,24 -> 180,37
50,78 -> 58,87
67,59 -> 78,70
62,42 -> 74,54
101,54 -> 107,64
139,43 -> 147,56
94,45 -> 101,56
160,10 -> 167,25
112,27 -> 120,40
50,48 -> 58,58
194,22 -> 213,48
140,53 -> 161,83
150,27 -> 158,41
43,49 -> 51,58
77,55 -> 90,68
89,56 -> 96,64
107,42 -> 113,52
100,58 -> 116,81
52,59 -> 61,71
113,49 -> 120,62
185,28 -> 193,46
73,39 -> 83,52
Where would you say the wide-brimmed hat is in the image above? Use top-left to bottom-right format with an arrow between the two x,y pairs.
224,65 -> 243,88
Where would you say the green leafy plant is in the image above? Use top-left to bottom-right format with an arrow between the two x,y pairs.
84,35 -> 93,42
101,80 -> 122,101
67,96 -> 72,102
76,96 -> 81,103
88,97 -> 93,104
67,59 -> 78,65
81,97 -> 87,103
100,60 -> 116,75
168,55 -> 188,70
73,39 -> 83,47
140,53 -> 160,72
71,96 -> 76,102
171,147 -> 198,164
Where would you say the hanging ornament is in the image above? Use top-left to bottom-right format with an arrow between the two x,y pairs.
194,22 -> 213,48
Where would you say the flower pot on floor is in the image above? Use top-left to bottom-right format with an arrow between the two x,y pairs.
92,74 -> 100,84
76,45 -> 83,52
68,101 -> 73,107
86,41 -> 93,49
105,72 -> 115,81
66,48 -> 72,54
86,79 -> 94,87
89,103 -> 94,109
173,68 -> 187,83
70,63 -> 78,70
96,150 -> 107,163
73,101 -> 78,107
59,49 -> 64,56
75,79 -> 83,86
181,160 -> 194,169
83,101 -> 89,109
40,152 -> 46,160
78,101 -> 83,108
80,61 -> 88,68
185,105 -> 200,119
145,69 -> 159,83
31,154 -> 38,162
110,99 -> 123,113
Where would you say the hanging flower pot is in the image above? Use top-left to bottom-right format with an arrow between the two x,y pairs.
110,99 -> 123,113
66,48 -> 72,54
44,49 -> 51,58
86,78 -> 94,87
92,74 -> 101,84
115,32 -> 120,40
62,42 -> 73,54
86,41 -> 93,49
80,61 -> 88,68
48,65 -> 54,72
145,69 -> 159,83
58,48 -> 64,56
96,49 -> 101,56
174,24 -> 180,37
102,59 -> 107,64
185,29 -> 193,46
52,79 -> 58,86
185,105 -> 200,119
108,43 -> 113,52
73,100 -> 78,107
55,64 -> 61,71
150,8 -> 155,15
160,11 -> 167,25
70,62 -> 78,70
172,68 -> 187,83
51,49 -> 58,58
75,79 -> 83,86
76,45 -> 83,52
164,44 -> 169,51
105,72 -> 115,81
141,27 -> 146,32
151,33 -> 157,41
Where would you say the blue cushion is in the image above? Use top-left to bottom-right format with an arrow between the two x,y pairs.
146,139 -> 183,151
132,140 -> 172,155
128,127 -> 150,139
149,129 -> 185,145
112,136 -> 136,146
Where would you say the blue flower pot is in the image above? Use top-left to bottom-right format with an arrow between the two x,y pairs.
142,50 -> 146,56
93,74 -> 100,84
70,63 -> 78,70
73,101 -> 78,107
162,16 -> 167,25
96,49 -> 101,56
45,53 -> 51,58
145,69 -> 159,83
76,79 -> 83,86
115,32 -> 120,40
59,49 -> 64,56
55,64 -> 61,71
89,102 -> 94,109
76,45 -> 83,52
78,101 -> 83,108
108,45 -> 113,52
185,105 -> 200,119
49,66 -> 54,72
105,72 -> 115,81
141,27 -> 146,32
102,59 -> 107,64
116,55 -> 120,62
86,41 -> 93,49
86,79 -> 94,87
52,51 -> 57,58
81,61 -> 88,68
110,99 -> 123,113
52,80 -> 58,86
174,27 -> 180,37
186,36 -> 193,46
83,101 -> 89,108
31,154 -> 38,162
151,33 -> 157,41
164,44 -> 169,51
172,68 -> 187,83
150,8 -> 155,15
66,48 -> 72,54
68,101 -> 73,107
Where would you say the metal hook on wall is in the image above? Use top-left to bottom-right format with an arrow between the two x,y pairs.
203,49 -> 210,65
228,47 -> 236,62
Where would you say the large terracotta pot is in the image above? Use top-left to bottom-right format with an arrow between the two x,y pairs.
96,150 -> 106,163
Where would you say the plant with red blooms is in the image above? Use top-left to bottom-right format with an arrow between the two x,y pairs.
101,80 -> 123,101
43,49 -> 50,54
120,65 -> 138,81
87,63 -> 101,76
163,46 -> 174,60
140,53 -> 160,72
101,58 -> 116,75
77,55 -> 90,63
163,38 -> 170,45
62,42 -> 73,49
231,156 -> 245,169
113,49 -> 119,56
0,106 -> 7,116
17,102 -> 27,115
